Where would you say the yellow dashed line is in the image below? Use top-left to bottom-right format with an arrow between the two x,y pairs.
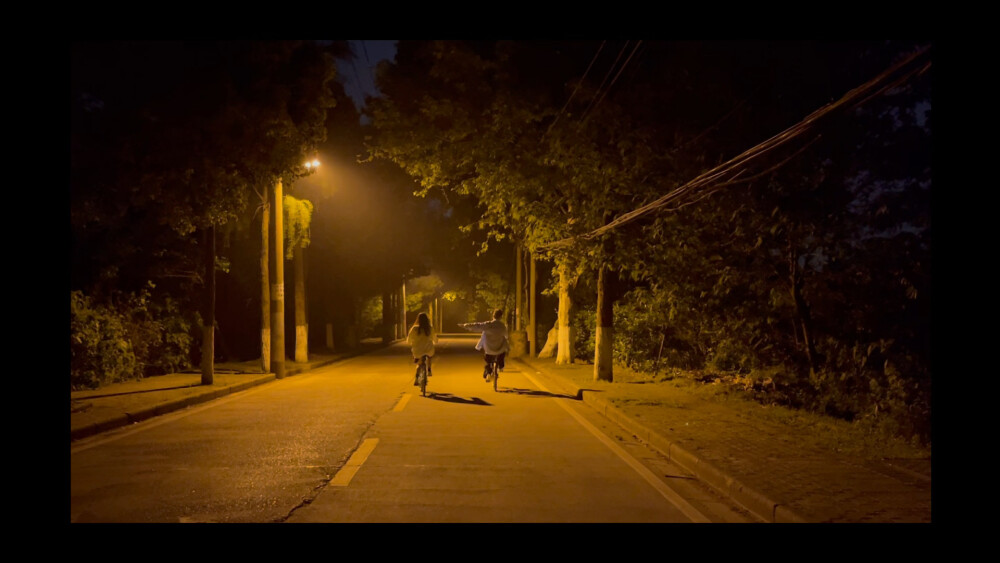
393,394 -> 413,412
329,438 -> 379,487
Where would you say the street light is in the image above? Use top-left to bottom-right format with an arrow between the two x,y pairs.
270,157 -> 321,379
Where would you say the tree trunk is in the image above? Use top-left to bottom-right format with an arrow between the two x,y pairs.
594,262 -> 614,382
294,244 -> 308,363
270,179 -> 286,379
556,260 -> 574,365
538,323 -> 559,358
788,233 -> 818,376
260,200 -> 270,373
201,226 -> 215,386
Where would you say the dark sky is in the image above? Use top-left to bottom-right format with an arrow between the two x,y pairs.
337,40 -> 397,110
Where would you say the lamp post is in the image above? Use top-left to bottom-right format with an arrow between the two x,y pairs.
271,158 -> 320,378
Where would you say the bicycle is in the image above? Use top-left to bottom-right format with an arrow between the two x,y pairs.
485,356 -> 499,392
416,355 -> 430,397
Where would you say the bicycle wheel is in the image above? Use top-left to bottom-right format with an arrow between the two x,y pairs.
492,362 -> 499,392
419,360 -> 428,397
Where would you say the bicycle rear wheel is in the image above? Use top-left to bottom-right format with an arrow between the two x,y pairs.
419,357 -> 428,397
492,362 -> 499,392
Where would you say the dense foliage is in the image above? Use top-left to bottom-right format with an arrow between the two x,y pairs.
70,288 -> 195,389
72,41 -> 341,382
367,41 -> 931,445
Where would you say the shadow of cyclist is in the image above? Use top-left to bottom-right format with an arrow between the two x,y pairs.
502,387 -> 580,400
426,393 -> 493,406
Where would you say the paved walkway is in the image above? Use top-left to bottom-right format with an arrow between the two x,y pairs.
516,355 -> 931,523
70,344 -> 931,523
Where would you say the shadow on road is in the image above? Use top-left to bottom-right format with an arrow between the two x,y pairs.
426,393 -> 493,406
501,387 -> 580,400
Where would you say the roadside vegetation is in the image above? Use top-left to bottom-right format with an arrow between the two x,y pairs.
72,41 -> 931,450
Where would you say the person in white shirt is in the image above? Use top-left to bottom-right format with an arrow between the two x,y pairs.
407,312 -> 438,386
459,308 -> 510,380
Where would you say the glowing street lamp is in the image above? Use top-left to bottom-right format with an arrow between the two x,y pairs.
270,157 -> 321,379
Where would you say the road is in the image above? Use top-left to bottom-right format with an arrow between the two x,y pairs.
71,336 -> 755,523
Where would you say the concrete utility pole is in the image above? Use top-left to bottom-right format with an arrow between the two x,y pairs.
529,252 -> 537,358
515,244 -> 523,331
260,199 -> 270,373
270,179 -> 286,379
382,290 -> 393,345
201,225 -> 215,385
399,280 -> 407,337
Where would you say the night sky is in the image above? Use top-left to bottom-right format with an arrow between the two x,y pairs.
337,40 -> 397,110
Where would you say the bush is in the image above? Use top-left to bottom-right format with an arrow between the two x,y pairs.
612,288 -> 707,372
358,296 -> 383,339
71,291 -> 138,389
70,288 -> 195,389
144,297 -> 195,375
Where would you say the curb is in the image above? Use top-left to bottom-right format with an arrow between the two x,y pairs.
70,354 -> 361,443
516,357 -> 810,524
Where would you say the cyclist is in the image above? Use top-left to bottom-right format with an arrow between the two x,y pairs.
459,308 -> 509,381
407,312 -> 438,386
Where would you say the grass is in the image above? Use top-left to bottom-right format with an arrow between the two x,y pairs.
556,360 -> 930,461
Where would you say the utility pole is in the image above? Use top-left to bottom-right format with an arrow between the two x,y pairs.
201,225 -> 215,385
515,244 -> 523,331
270,178 -> 286,379
260,198 -> 270,373
399,280 -> 407,337
529,252 -> 537,358
382,290 -> 393,344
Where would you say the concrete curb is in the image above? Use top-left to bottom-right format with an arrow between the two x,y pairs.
70,353 -> 363,443
516,357 -> 810,524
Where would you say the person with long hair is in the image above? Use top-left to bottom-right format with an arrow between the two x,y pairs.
407,312 -> 438,386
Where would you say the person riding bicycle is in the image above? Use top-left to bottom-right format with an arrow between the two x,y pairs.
407,312 -> 438,386
459,308 -> 509,381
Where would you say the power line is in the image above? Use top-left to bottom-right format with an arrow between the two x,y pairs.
539,45 -> 932,251
579,41 -> 631,121
581,40 -> 643,124
544,41 -> 606,138
359,40 -> 378,94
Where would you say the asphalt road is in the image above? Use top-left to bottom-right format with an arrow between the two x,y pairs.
70,337 -> 753,523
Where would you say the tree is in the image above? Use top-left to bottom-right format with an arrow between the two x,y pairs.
72,41 -> 340,383
367,41 -> 617,365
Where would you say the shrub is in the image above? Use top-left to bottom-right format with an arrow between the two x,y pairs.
70,288 -> 195,389
71,291 -> 138,389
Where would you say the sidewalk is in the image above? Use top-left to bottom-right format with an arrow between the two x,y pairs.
514,355 -> 932,523
70,343 -> 384,442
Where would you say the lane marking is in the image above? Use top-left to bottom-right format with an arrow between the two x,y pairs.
394,394 -> 413,412
329,438 -> 379,487
522,372 -> 712,523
